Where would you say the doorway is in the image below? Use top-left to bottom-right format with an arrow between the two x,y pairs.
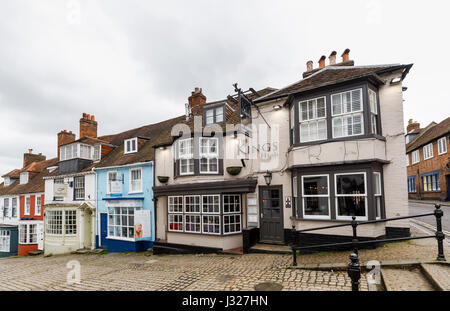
259,186 -> 284,243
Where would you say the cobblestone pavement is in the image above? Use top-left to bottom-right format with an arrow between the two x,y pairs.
0,253 -> 368,291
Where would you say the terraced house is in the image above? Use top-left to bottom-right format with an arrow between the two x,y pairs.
406,117 -> 450,201
152,49 -> 413,253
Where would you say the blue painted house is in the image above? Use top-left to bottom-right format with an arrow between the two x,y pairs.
93,117 -> 184,252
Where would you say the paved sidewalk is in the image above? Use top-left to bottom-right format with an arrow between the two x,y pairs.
409,199 -> 450,207
0,253 -> 368,291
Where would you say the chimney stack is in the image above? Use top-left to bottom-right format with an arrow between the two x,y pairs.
57,130 -> 76,159
80,112 -> 98,139
318,55 -> 326,68
406,119 -> 420,133
329,51 -> 337,65
188,88 -> 207,108
341,48 -> 350,62
306,60 -> 313,72
23,150 -> 46,168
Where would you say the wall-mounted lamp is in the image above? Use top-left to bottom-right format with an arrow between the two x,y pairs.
264,170 -> 272,185
273,104 -> 282,111
159,146 -> 166,150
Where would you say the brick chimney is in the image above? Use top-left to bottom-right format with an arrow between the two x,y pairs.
318,55 -> 326,68
188,88 -> 206,108
341,48 -> 350,62
329,51 -> 337,65
407,119 -> 420,133
80,113 -> 98,139
57,130 -> 76,158
23,149 -> 46,168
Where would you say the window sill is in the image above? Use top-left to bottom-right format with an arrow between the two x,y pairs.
106,236 -> 135,242
128,191 -> 143,195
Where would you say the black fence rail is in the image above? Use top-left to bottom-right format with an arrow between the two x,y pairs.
290,204 -> 446,291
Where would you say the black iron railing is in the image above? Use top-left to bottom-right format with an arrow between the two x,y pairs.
290,204 -> 446,291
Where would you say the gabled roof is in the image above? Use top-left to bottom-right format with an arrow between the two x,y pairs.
406,117 -> 450,153
254,64 -> 413,103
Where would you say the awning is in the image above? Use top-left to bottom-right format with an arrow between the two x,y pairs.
153,178 -> 258,197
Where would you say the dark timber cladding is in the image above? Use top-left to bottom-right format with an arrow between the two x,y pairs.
152,178 -> 257,196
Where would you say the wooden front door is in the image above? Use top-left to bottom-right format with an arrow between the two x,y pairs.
259,186 -> 284,243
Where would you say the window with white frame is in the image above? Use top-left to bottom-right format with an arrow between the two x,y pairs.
302,175 -> 330,219
331,89 -> 364,138
423,143 -> 433,160
19,224 -> 37,244
168,196 -> 184,232
373,172 -> 382,219
223,195 -> 241,234
3,177 -> 11,187
25,196 -> 30,215
184,195 -> 201,233
368,89 -> 379,135
3,198 -> 9,217
35,195 -> 42,216
65,210 -> 77,234
438,137 -> 447,155
293,176 -> 298,217
46,210 -> 62,234
20,172 -> 29,185
205,106 -> 224,125
335,172 -> 367,219
0,230 -> 10,252
185,195 -> 201,213
202,195 -> 220,234
93,145 -> 101,160
107,171 -> 118,193
74,176 -> 85,200
11,198 -> 17,217
200,137 -> 219,173
298,97 -> 327,142
177,138 -> 194,175
130,168 -> 142,193
411,150 -> 420,164
108,206 -> 136,239
406,154 -> 410,166
124,138 -> 138,154
185,214 -> 201,233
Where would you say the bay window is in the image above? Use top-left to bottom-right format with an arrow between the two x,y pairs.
223,195 -> 241,234
200,138 -> 219,174
335,172 -> 367,220
202,195 -> 221,235
19,224 -> 37,244
0,230 -> 10,252
301,175 -> 330,219
129,168 -> 142,193
168,196 -> 183,232
65,210 -> 77,234
331,89 -> 363,138
108,206 -> 136,239
298,97 -> 327,142
46,210 -> 63,234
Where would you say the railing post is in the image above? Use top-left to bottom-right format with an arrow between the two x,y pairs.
292,248 -> 297,267
434,204 -> 446,261
351,216 -> 359,255
291,224 -> 297,266
348,253 -> 361,291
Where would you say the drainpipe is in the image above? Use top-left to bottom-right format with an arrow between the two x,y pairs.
153,147 -> 157,243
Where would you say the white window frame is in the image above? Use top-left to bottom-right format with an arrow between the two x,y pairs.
177,138 -> 194,175
168,196 -> 184,232
0,230 -> 10,252
301,174 -> 331,220
64,210 -> 77,235
223,194 -> 242,235
438,137 -> 447,155
199,137 -> 219,174
334,172 -> 368,221
423,143 -> 433,160
25,196 -> 30,215
331,88 -> 364,138
79,144 -> 92,160
411,150 -> 420,164
46,210 -> 63,235
74,176 -> 85,200
107,206 -> 136,241
19,223 -> 37,244
93,145 -> 101,160
3,198 -> 9,218
129,167 -> 143,193
20,172 -> 29,185
124,138 -> 138,154
184,214 -> 201,234
11,197 -> 17,218
368,89 -> 378,135
298,96 -> 327,143
35,195 -> 42,216
373,172 -> 382,220
107,170 -> 118,194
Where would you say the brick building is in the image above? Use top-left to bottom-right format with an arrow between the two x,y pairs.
406,117 -> 450,201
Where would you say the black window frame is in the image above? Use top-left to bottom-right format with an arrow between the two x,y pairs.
203,103 -> 225,126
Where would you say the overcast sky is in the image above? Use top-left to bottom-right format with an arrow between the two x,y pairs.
1,0 -> 449,178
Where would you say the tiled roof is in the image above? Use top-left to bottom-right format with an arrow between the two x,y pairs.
1,169 -> 20,178
59,136 -> 112,147
254,64 -> 412,103
406,117 -> 450,153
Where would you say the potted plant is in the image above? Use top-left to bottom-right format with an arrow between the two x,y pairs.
226,166 -> 242,176
157,176 -> 169,183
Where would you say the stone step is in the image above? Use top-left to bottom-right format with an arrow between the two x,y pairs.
420,263 -> 450,291
249,243 -> 292,255
381,267 -> 437,291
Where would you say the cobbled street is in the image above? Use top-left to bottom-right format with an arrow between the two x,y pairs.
0,253 -> 368,291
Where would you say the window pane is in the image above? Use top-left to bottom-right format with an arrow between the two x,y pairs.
304,197 -> 329,216
303,176 -> 328,195
332,94 -> 341,115
337,197 -> 366,217
336,174 -> 365,195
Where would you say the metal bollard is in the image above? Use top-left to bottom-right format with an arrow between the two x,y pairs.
434,204 -> 446,261
292,248 -> 297,267
351,216 -> 359,255
348,253 -> 361,291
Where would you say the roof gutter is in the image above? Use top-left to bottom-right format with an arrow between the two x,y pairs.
91,161 -> 154,171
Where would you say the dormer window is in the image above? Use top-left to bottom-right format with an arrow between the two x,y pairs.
60,143 -> 93,161
93,145 -> 101,161
3,177 -> 11,187
205,105 -> 224,125
124,138 -> 138,154
20,172 -> 28,184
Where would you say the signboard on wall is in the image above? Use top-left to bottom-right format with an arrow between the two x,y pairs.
53,183 -> 68,196
134,210 -> 151,241
110,181 -> 122,194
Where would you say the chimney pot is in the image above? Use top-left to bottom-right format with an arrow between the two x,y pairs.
91,115 -> 95,121
341,48 -> 350,62
188,87 -> 207,108
306,61 -> 313,72
28,149 -> 33,154
318,55 -> 326,68
329,51 -> 337,65
80,112 -> 98,139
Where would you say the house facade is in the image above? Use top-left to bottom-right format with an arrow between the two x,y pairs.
153,49 -> 413,253
406,117 -> 450,201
